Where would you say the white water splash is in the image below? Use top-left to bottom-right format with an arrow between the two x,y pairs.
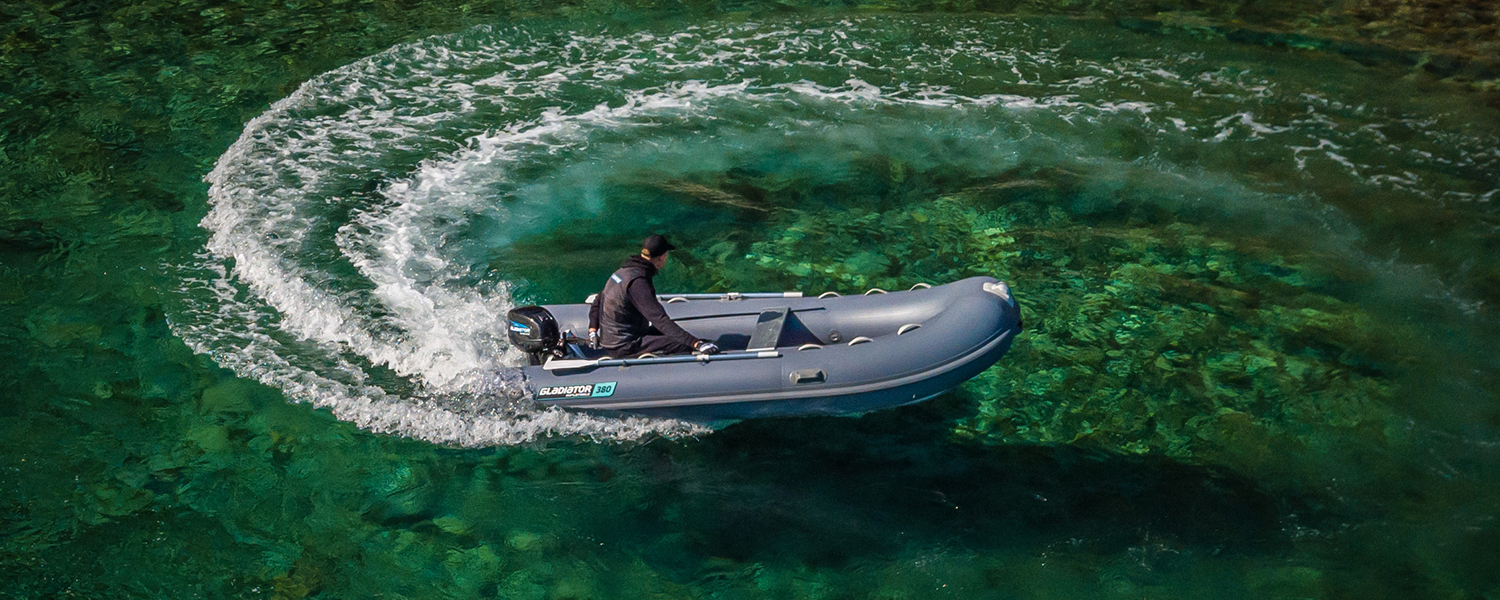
171,15 -> 1496,446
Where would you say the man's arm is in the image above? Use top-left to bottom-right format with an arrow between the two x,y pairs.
588,292 -> 601,332
627,279 -> 699,348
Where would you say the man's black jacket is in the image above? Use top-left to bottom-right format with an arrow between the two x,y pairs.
587,256 -> 697,354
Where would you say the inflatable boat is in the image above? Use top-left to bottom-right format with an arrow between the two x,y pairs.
505,276 -> 1022,422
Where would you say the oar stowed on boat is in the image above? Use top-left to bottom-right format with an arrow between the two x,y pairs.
505,276 -> 1022,421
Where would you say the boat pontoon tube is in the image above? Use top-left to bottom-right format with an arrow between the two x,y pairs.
513,276 -> 1022,421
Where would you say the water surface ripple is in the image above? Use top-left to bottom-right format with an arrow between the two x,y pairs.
178,15 -> 1497,447
5,8 -> 1500,599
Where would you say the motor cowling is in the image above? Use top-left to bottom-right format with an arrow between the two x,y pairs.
507,306 -> 560,365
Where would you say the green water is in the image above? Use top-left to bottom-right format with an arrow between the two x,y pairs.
4,1 -> 1500,598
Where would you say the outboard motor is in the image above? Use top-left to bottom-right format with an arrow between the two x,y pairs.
507,306 -> 562,366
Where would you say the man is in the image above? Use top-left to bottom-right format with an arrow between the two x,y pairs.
588,234 -> 720,358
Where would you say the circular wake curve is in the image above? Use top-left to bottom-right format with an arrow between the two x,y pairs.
171,15 -> 1496,446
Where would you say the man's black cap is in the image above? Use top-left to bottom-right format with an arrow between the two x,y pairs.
642,234 -> 676,258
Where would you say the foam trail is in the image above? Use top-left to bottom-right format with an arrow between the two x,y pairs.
189,45 -> 726,443
171,15 -> 1495,446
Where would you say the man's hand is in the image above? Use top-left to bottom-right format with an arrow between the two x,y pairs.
694,340 -> 721,355
588,328 -> 600,349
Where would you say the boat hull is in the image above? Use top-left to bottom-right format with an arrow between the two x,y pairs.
518,276 -> 1022,422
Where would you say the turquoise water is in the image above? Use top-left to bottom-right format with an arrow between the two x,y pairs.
4,3 -> 1500,599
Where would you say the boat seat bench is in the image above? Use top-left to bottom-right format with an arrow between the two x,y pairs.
747,307 -> 790,351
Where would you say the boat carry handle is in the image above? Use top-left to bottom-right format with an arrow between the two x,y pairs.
789,369 -> 826,384
543,350 -> 782,371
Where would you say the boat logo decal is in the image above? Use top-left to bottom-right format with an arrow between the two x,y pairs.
508,321 -> 532,335
538,382 -> 617,400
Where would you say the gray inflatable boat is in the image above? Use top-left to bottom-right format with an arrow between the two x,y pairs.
505,276 -> 1022,422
